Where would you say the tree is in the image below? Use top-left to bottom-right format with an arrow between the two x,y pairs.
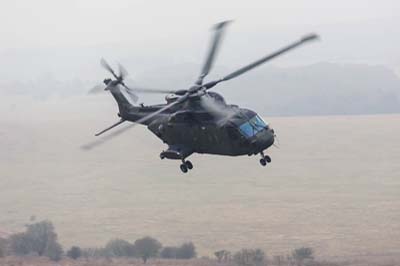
9,232 -> 31,255
8,220 -> 63,261
67,246 -> 82,260
134,236 -> 162,263
176,242 -> 196,259
104,239 -> 135,257
44,241 -> 63,261
233,249 -> 265,266
25,220 -> 58,256
292,247 -> 314,266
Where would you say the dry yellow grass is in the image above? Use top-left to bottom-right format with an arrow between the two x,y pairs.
1,256 -> 400,266
0,257 -> 221,266
1,98 -> 400,258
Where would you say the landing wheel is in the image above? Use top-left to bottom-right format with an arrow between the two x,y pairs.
180,163 -> 188,173
185,160 -> 193,170
259,158 -> 267,166
265,155 -> 271,163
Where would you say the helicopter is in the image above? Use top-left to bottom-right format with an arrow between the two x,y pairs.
85,21 -> 319,173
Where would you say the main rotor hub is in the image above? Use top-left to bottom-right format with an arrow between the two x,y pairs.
189,85 -> 202,93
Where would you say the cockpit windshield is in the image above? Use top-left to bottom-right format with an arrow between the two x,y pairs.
238,115 -> 268,138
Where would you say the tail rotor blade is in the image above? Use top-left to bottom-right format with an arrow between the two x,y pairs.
120,83 -> 139,103
100,58 -> 119,80
118,63 -> 129,80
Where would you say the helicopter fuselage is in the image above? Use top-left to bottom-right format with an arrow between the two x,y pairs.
120,97 -> 275,161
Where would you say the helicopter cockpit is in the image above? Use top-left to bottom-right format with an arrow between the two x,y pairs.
236,114 -> 269,138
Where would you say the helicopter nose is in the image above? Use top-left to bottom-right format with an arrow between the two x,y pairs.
256,128 -> 275,150
266,128 -> 275,146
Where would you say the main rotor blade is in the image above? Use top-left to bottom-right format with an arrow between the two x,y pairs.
81,94 -> 188,150
81,123 -> 136,150
203,33 -> 319,89
100,58 -> 119,79
95,119 -> 126,136
195,20 -> 232,85
132,95 -> 188,125
130,87 -> 177,94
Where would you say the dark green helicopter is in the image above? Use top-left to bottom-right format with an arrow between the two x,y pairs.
85,21 -> 319,173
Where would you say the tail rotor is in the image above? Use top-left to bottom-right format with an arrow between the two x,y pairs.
99,58 -> 139,103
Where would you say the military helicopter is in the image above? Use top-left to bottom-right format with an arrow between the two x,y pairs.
85,21 -> 319,173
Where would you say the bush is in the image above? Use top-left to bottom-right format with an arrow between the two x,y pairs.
160,242 -> 196,259
215,250 -> 230,262
81,247 -> 107,258
134,236 -> 162,263
160,246 -> 179,258
233,248 -> 265,266
176,242 -> 196,259
67,246 -> 82,259
292,247 -> 314,265
104,239 -> 135,257
272,255 -> 284,266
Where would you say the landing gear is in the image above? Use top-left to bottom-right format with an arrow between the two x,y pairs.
180,159 -> 193,173
180,163 -> 188,173
259,151 -> 271,167
185,160 -> 193,170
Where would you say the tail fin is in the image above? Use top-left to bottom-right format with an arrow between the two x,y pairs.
109,87 -> 135,117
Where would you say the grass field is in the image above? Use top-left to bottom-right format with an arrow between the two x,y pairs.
1,99 -> 399,259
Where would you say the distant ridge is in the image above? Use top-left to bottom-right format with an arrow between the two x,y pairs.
1,62 -> 399,116
136,62 -> 400,116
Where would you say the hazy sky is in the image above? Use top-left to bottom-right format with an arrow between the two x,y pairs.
2,0 -> 399,49
1,0 -> 400,82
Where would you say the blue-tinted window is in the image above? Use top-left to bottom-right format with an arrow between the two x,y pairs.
239,122 -> 254,138
238,115 -> 268,138
251,115 -> 268,131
